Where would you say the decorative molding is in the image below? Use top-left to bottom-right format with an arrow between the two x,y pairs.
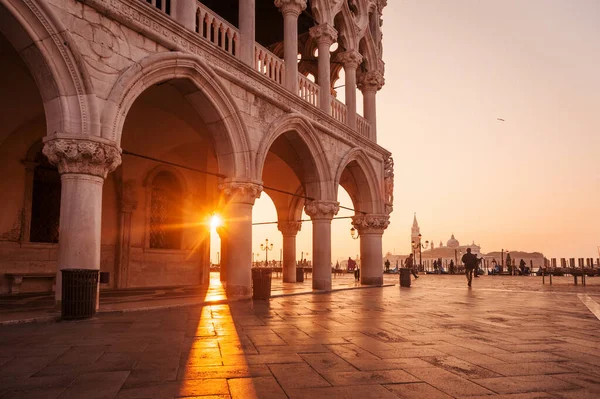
337,50 -> 363,69
42,139 -> 122,178
274,0 -> 307,16
352,214 -> 389,234
384,155 -> 394,214
309,23 -> 338,45
357,70 -> 385,92
304,200 -> 339,220
277,221 -> 302,236
218,180 -> 263,205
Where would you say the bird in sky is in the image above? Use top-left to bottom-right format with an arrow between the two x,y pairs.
497,118 -> 505,122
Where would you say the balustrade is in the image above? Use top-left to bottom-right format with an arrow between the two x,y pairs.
146,0 -> 171,15
298,75 -> 320,108
254,44 -> 285,84
356,115 -> 371,137
330,98 -> 348,124
194,2 -> 238,57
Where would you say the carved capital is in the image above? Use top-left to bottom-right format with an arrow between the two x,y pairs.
304,200 -> 339,220
275,0 -> 307,17
309,23 -> 338,46
352,214 -> 390,234
42,138 -> 121,178
337,50 -> 363,70
357,70 -> 385,92
218,179 -> 263,205
278,221 -> 302,236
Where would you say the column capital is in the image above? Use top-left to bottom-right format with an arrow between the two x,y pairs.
278,221 -> 302,236
352,214 -> 389,234
357,70 -> 385,92
337,50 -> 363,70
309,23 -> 338,46
218,179 -> 263,205
42,138 -> 121,178
275,0 -> 307,17
304,200 -> 339,220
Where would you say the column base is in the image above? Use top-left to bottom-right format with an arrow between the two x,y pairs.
312,279 -> 331,291
225,284 -> 252,299
283,276 -> 296,283
361,276 -> 383,285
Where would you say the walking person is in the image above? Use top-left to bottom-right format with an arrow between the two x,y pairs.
404,253 -> 419,279
461,248 -> 478,287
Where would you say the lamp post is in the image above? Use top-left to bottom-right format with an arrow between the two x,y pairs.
301,251 -> 309,265
350,226 -> 359,240
217,251 -> 220,266
260,239 -> 274,265
411,233 -> 429,272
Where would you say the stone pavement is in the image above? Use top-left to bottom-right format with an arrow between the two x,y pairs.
1,275 -> 600,398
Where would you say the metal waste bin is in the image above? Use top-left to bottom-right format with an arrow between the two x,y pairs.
61,269 -> 99,320
400,268 -> 411,287
252,268 -> 272,300
296,267 -> 304,282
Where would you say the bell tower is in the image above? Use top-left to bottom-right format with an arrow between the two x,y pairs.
411,213 -> 420,248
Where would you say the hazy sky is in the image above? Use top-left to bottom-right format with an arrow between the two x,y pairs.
215,0 -> 600,264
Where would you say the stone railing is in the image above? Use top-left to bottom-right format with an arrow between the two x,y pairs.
254,43 -> 284,84
146,0 -> 171,15
298,74 -> 320,108
356,115 -> 370,137
194,2 -> 239,57
331,98 -> 347,124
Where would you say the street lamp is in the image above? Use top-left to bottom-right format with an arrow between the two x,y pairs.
350,226 -> 359,240
260,239 -> 274,265
411,233 -> 429,271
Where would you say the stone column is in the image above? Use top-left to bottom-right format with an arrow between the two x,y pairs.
277,221 -> 301,283
216,225 -> 228,283
309,23 -> 338,114
219,180 -> 262,297
337,51 -> 362,130
304,200 -> 339,290
275,0 -> 306,93
357,71 -> 385,141
239,0 -> 255,67
42,138 -> 121,307
115,180 -> 137,288
352,215 -> 389,285
171,0 -> 196,31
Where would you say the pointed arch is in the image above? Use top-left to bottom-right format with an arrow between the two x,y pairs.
335,147 -> 383,214
0,0 -> 97,137
256,113 -> 333,201
101,51 -> 251,179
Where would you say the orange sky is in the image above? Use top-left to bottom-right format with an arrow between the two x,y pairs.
213,0 -> 600,264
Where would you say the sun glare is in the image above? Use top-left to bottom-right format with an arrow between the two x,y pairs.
210,214 -> 223,231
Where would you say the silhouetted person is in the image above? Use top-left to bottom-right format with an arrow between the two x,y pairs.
449,260 -> 455,275
461,248 -> 478,287
385,259 -> 391,273
405,253 -> 418,279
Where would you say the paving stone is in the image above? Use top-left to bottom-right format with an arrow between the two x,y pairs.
286,384 -> 400,399
57,371 -> 129,399
228,376 -> 287,399
406,367 -> 494,396
346,357 -> 433,371
268,363 -> 330,390
116,379 -> 229,399
473,375 -> 580,394
321,369 -> 419,386
178,364 -> 271,380
466,393 -> 554,399
0,356 -> 58,378
482,361 -> 572,376
383,382 -> 453,398
300,353 -> 357,373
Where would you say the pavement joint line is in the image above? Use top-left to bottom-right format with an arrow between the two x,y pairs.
0,283 -> 396,325
410,285 -> 597,296
577,294 -> 600,321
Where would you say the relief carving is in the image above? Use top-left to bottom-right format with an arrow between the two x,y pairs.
304,200 -> 339,220
352,214 -> 389,234
42,139 -> 122,178
218,180 -> 263,205
277,221 -> 302,236
384,155 -> 394,214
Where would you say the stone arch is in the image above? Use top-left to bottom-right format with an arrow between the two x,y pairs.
334,147 -> 383,214
101,51 -> 251,178
255,113 -> 333,201
142,164 -> 190,195
0,0 -> 97,137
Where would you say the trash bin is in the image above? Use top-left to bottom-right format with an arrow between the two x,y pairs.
296,267 -> 304,282
399,268 -> 411,287
61,269 -> 99,320
252,268 -> 272,300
